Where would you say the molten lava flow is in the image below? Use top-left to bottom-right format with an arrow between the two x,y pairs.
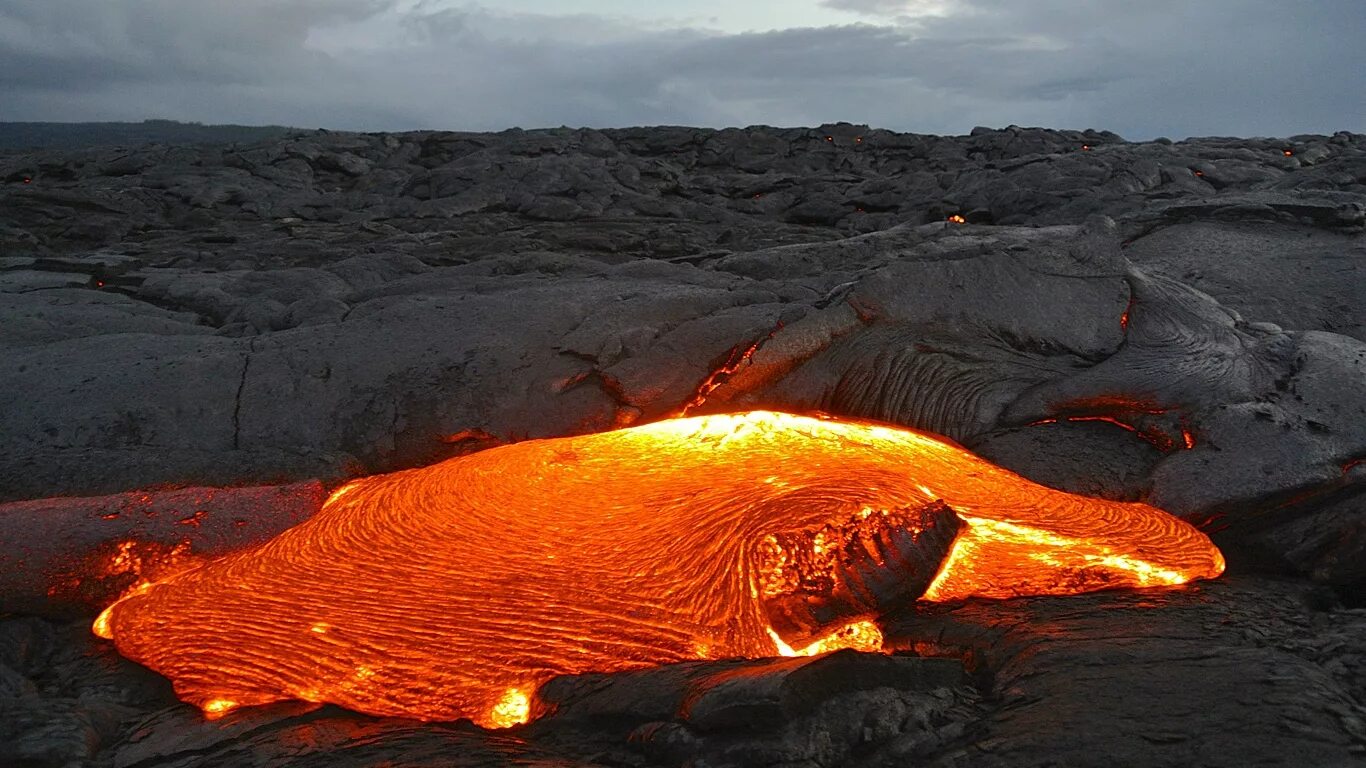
94,412 -> 1222,727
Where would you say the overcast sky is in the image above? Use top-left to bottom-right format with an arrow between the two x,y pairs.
0,0 -> 1361,139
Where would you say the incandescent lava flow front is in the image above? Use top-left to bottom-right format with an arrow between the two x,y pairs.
94,411 -> 1224,727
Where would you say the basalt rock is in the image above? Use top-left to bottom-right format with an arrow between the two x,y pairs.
1,125 -> 1365,766
3,129 -> 1365,585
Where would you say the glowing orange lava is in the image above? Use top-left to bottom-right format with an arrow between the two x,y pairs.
94,412 -> 1222,727
947,214 -> 967,224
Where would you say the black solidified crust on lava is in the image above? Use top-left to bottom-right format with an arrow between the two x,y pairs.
760,499 -> 963,646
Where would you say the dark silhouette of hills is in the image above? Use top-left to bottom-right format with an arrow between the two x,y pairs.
0,119 -> 303,150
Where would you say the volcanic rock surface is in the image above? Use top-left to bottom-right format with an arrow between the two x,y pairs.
2,123 -> 1366,766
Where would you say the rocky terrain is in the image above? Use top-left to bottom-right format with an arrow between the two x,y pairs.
2,123 -> 1365,766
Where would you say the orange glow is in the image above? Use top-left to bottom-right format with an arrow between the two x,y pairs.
92,605 -> 114,639
771,620 -> 884,657
1029,406 -> 1196,454
58,538 -> 205,615
1283,149 -> 1294,157
947,214 -> 967,224
94,412 -> 1222,727
487,688 -> 531,728
439,428 -> 498,448
202,699 -> 238,719
1082,144 -> 1092,151
1181,425 -> 1196,450
923,514 -> 1221,602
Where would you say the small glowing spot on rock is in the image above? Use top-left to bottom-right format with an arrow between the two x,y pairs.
1181,427 -> 1196,450
1283,149 -> 1294,157
1082,144 -> 1092,151
947,214 -> 966,224
825,136 -> 833,142
487,688 -> 531,728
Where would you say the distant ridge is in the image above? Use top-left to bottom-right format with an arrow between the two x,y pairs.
0,119 -> 305,151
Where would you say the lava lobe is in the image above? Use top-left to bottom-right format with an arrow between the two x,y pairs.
94,411 -> 1224,727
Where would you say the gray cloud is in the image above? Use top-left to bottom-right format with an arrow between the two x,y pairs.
0,1 -> 390,88
818,0 -> 954,19
0,0 -> 1360,138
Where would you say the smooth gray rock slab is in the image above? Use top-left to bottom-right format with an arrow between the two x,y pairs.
1124,219 -> 1366,341
882,576 -> 1366,768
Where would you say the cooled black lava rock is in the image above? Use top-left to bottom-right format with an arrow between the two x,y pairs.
1,123 -> 1365,767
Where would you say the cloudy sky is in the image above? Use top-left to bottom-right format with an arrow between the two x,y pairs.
0,0 -> 1361,139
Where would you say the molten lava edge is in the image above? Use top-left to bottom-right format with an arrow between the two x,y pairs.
94,411 -> 1224,727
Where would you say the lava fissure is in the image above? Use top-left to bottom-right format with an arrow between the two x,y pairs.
1028,395 -> 1199,454
680,325 -> 784,415
95,411 -> 1223,728
231,344 -> 253,451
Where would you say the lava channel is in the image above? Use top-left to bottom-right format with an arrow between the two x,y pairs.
93,411 -> 1224,727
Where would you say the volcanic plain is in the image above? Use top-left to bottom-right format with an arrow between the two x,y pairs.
2,123 -> 1365,767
